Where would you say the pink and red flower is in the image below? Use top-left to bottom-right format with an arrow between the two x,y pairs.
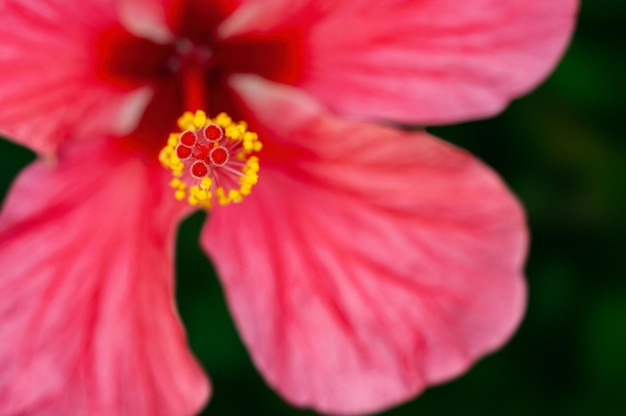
0,0 -> 576,415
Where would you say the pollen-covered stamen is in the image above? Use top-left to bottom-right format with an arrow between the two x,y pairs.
159,110 -> 262,208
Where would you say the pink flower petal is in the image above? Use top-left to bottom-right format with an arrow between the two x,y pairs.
0,139 -> 209,415
0,1 -> 148,156
117,0 -> 174,42
118,0 -> 241,42
202,76 -> 527,414
220,0 -> 577,124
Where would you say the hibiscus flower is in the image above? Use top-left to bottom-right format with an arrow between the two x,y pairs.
0,0 -> 576,415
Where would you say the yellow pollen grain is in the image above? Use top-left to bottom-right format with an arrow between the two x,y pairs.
240,184 -> 252,196
214,186 -> 228,206
175,189 -> 187,200
228,189 -> 243,203
177,111 -> 196,131
197,190 -> 208,200
225,125 -> 241,140
201,177 -> 213,189
193,110 -> 207,128
167,135 -> 179,148
215,113 -> 232,128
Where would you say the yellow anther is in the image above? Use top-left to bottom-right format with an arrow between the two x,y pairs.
225,125 -> 241,140
188,195 -> 199,206
215,187 -> 230,206
241,175 -> 258,188
175,189 -> 186,200
238,124 -> 247,136
196,190 -> 208,200
158,151 -> 169,165
167,135 -> 179,148
228,189 -> 242,203
215,113 -> 232,128
201,178 -> 212,189
245,163 -> 259,175
193,110 -> 207,128
177,111 -> 195,130
240,184 -> 252,196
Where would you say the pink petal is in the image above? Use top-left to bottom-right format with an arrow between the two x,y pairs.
118,0 -> 241,43
0,139 -> 209,415
220,0 -> 577,124
0,1 -> 148,156
117,0 -> 174,42
202,76 -> 527,414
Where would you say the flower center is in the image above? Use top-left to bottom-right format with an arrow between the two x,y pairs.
168,38 -> 213,73
159,110 -> 262,208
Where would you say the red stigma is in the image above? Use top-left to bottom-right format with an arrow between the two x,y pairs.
176,144 -> 193,160
210,146 -> 228,166
204,124 -> 223,141
191,160 -> 209,178
180,130 -> 197,146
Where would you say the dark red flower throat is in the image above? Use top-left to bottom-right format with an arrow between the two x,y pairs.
96,0 -> 305,157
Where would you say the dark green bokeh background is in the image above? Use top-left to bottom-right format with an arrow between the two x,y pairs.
1,1 -> 624,415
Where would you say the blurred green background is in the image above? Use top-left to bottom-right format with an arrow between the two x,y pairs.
1,1 -> 624,415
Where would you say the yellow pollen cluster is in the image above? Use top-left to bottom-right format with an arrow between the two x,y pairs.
159,134 -> 185,176
159,110 -> 262,209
